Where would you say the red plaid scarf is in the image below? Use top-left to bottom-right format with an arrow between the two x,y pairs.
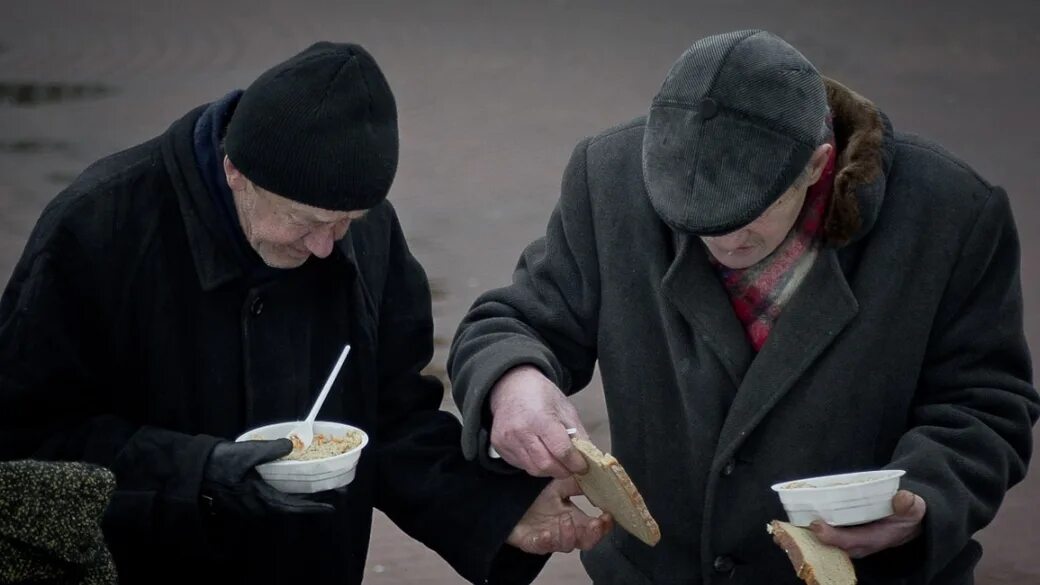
713,140 -> 837,351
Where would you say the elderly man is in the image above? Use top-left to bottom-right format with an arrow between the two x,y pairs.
0,42 -> 610,584
449,30 -> 1038,584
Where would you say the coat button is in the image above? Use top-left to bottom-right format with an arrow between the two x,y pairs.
700,97 -> 719,119
713,555 -> 735,574
250,296 -> 264,316
722,459 -> 736,477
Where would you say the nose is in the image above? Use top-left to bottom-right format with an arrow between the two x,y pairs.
302,225 -> 336,258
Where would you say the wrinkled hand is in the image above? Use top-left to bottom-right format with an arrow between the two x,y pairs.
811,490 -> 926,558
489,365 -> 589,478
508,477 -> 614,555
201,439 -> 335,518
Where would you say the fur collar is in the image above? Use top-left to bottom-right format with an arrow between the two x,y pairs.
823,78 -> 889,246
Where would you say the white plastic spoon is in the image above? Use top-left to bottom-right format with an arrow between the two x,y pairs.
287,344 -> 351,451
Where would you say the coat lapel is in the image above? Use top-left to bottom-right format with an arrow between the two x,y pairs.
714,248 -> 859,462
661,232 -> 753,388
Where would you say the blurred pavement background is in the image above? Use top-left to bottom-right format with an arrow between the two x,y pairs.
1,1 -> 1037,582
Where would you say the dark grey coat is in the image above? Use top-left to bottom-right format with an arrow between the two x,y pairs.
449,80 -> 1039,584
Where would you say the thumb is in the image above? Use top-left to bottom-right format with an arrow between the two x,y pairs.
809,521 -> 842,548
552,476 -> 584,498
551,413 -> 589,475
892,490 -> 919,517
556,438 -> 589,475
243,439 -> 294,467
541,427 -> 589,475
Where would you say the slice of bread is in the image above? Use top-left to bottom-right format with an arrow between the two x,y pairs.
767,520 -> 857,585
571,438 -> 661,546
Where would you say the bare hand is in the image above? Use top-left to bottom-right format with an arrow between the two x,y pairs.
507,477 -> 614,555
489,365 -> 589,478
811,490 -> 926,558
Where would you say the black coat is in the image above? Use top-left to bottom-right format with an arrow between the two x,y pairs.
449,80 -> 1039,584
0,104 -> 547,584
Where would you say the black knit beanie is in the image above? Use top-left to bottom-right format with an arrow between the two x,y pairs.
224,42 -> 398,211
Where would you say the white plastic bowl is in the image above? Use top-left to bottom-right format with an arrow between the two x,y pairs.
236,421 -> 369,494
770,469 -> 905,527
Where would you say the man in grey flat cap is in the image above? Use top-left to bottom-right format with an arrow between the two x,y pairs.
449,30 -> 1038,583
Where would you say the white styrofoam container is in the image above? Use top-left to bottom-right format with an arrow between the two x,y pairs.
236,421 -> 369,494
771,469 -> 905,527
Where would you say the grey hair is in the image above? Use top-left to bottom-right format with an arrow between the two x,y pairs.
794,118 -> 832,188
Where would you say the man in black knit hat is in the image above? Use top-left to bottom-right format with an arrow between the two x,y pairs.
0,42 -> 610,584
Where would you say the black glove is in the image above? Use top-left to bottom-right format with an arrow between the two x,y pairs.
200,439 -> 335,518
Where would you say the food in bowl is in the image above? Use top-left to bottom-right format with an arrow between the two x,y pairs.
238,421 -> 369,494
780,477 -> 872,490
284,431 -> 364,461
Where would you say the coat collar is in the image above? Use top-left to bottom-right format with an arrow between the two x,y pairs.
821,78 -> 896,246
713,247 -> 859,465
161,104 -> 243,291
661,233 -> 753,388
160,105 -> 357,292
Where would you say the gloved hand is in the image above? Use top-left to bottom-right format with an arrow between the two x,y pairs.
200,439 -> 335,517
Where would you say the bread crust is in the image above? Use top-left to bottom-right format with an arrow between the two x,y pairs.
572,438 -> 661,546
768,520 -> 857,585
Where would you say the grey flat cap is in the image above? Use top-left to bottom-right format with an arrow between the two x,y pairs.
642,30 -> 828,235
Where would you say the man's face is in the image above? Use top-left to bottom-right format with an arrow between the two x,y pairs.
700,187 -> 808,269
700,144 -> 831,270
224,156 -> 366,269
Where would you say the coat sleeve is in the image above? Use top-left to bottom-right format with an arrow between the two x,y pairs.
371,205 -> 551,585
0,203 -> 220,559
882,186 -> 1039,581
448,138 -> 602,465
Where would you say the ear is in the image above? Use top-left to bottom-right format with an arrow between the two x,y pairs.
224,155 -> 246,192
807,143 -> 832,185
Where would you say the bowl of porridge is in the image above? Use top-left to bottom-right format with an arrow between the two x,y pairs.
770,469 -> 905,527
236,421 -> 368,494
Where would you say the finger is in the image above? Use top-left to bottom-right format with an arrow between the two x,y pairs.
555,438 -> 590,475
908,493 -> 926,522
530,529 -> 553,555
268,496 -> 336,515
892,490 -> 926,521
810,521 -> 863,552
553,412 -> 591,474
562,505 -> 610,551
891,490 -> 915,515
577,518 -> 602,550
576,516 -> 607,550
255,480 -> 335,515
492,432 -> 538,475
557,513 -> 577,552
811,521 -> 905,559
491,422 -> 545,474
522,433 -> 572,478
552,476 -> 584,498
540,423 -> 581,466
245,438 -> 294,466
538,423 -> 588,476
